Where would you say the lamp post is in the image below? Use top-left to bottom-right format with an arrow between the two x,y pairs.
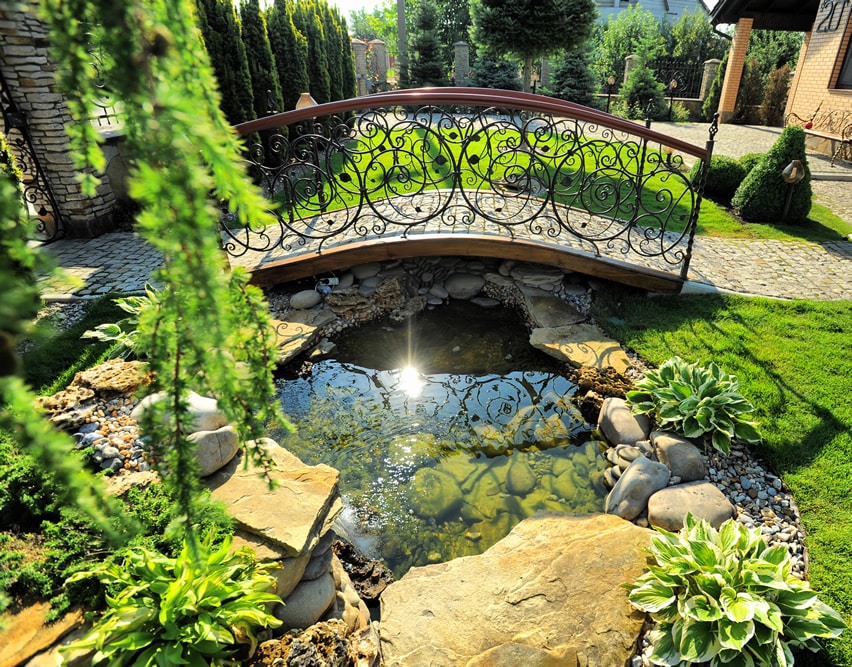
606,75 -> 615,113
668,78 -> 678,121
531,68 -> 539,95
781,160 -> 805,222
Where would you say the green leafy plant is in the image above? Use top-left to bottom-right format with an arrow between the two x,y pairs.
626,356 -> 760,454
690,155 -> 748,202
63,530 -> 282,665
626,513 -> 846,666
81,283 -> 160,359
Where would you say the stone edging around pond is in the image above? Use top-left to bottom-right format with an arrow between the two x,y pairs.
265,256 -> 635,376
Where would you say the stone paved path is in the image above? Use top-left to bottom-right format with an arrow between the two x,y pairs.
36,124 -> 852,302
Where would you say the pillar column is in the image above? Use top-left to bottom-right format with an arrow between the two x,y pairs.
453,42 -> 469,86
351,38 -> 368,96
718,18 -> 753,123
700,59 -> 721,101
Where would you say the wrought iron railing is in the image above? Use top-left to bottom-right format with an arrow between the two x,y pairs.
649,58 -> 705,100
229,88 -> 716,283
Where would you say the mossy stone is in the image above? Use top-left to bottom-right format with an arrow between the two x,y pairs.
506,459 -> 537,496
409,467 -> 462,521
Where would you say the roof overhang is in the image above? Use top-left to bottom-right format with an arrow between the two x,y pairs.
709,0 -> 820,31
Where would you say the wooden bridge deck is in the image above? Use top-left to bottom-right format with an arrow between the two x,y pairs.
224,191 -> 691,293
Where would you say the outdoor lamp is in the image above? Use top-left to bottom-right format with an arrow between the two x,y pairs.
781,160 -> 805,221
296,92 -> 318,110
781,160 -> 805,184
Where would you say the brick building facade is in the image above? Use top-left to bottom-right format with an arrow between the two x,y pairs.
711,0 -> 852,125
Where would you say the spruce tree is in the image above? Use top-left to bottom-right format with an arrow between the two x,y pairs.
240,0 -> 284,117
409,0 -> 445,87
195,0 -> 254,125
267,0 -> 309,110
549,47 -> 599,108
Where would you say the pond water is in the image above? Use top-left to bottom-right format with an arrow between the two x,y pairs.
271,301 -> 609,577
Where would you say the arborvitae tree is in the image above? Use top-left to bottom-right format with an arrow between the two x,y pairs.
732,57 -> 763,124
409,0 -> 445,86
320,3 -> 345,100
266,0 -> 309,110
338,19 -> 357,99
592,4 -> 663,85
194,0 -> 254,124
293,1 -> 331,103
240,0 -> 284,116
471,0 -> 596,92
549,46 -> 599,108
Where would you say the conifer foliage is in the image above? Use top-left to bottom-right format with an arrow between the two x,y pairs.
194,0 -> 254,125
192,0 -> 354,118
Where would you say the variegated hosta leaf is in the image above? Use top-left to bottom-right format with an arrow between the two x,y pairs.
627,514 -> 847,666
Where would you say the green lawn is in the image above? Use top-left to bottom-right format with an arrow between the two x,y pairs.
593,290 -> 852,666
271,126 -> 852,244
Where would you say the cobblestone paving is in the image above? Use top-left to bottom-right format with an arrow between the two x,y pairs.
36,125 -> 851,302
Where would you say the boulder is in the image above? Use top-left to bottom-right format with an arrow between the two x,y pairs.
409,467 -> 462,521
289,289 -> 322,310
605,456 -> 671,521
529,324 -> 632,373
232,529 -> 311,599
352,262 -> 382,280
506,459 -> 536,496
131,390 -> 227,433
274,571 -> 337,630
598,397 -> 651,446
189,424 -> 240,476
445,273 -> 485,300
72,358 -> 149,394
379,513 -> 651,666
647,481 -> 735,531
652,430 -> 708,482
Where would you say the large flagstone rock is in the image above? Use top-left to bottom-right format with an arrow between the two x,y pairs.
205,440 -> 342,558
379,513 -> 651,666
273,309 -> 337,364
529,323 -> 632,372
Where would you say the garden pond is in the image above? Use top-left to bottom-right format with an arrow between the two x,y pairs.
271,301 -> 609,577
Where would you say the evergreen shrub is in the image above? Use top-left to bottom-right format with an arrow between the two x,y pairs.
760,64 -> 791,127
739,152 -> 764,177
620,63 -> 665,120
732,126 -> 812,223
689,155 -> 747,201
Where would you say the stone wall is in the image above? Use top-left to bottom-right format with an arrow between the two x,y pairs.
0,0 -> 118,237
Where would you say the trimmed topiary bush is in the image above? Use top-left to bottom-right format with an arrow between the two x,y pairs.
738,152 -> 764,178
690,155 -> 747,201
731,126 -> 812,223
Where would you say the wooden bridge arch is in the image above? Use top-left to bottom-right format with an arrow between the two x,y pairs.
225,88 -> 717,293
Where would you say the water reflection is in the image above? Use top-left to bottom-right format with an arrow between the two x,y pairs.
273,359 -> 607,576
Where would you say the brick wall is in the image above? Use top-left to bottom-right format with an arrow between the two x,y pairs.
0,0 -> 117,237
787,1 -> 852,118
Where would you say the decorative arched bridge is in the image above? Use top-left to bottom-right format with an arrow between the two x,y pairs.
225,89 -> 717,293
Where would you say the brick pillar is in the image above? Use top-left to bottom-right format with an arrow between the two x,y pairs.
718,18 -> 753,123
0,0 -> 117,237
453,42 -> 469,86
700,59 -> 721,101
351,38 -> 368,96
540,57 -> 552,89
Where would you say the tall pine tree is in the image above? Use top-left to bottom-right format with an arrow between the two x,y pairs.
194,0 -> 254,125
240,0 -> 284,117
549,46 -> 599,108
267,0 -> 309,110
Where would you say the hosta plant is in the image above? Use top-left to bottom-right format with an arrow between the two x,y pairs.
62,530 -> 282,665
81,283 -> 160,359
626,513 -> 846,666
625,356 -> 760,454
